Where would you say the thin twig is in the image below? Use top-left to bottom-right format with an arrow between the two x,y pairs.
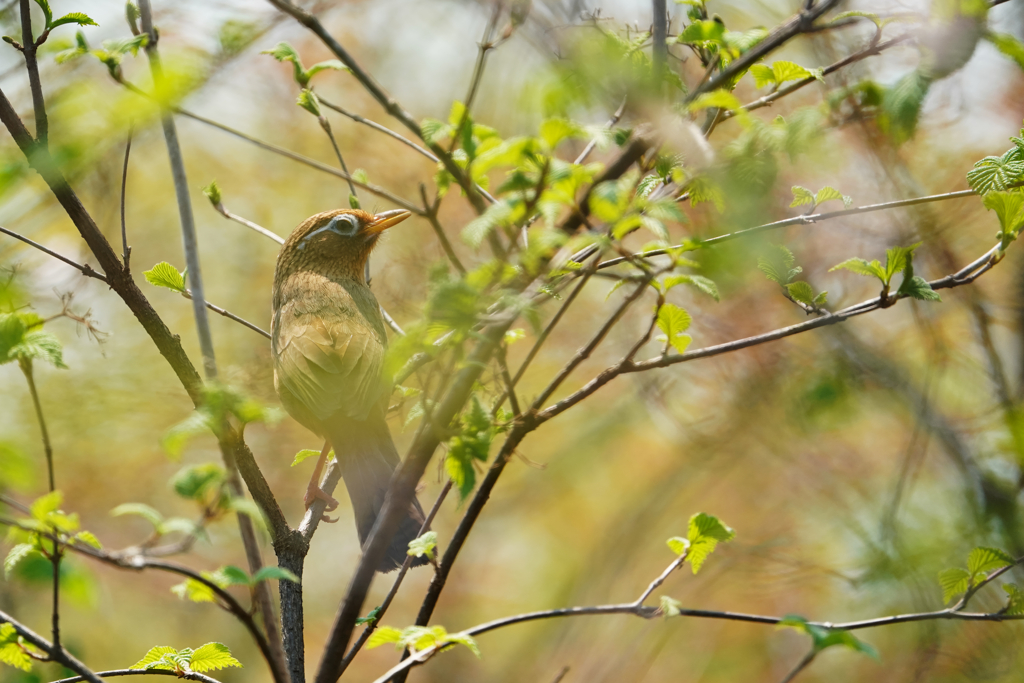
120,128 -> 132,268
212,202 -> 285,244
777,651 -> 816,683
599,188 -> 983,271
180,288 -> 271,340
0,226 -> 106,281
139,0 -> 217,380
537,241 -> 1004,423
0,609 -> 102,683
419,184 -> 466,274
337,481 -> 453,675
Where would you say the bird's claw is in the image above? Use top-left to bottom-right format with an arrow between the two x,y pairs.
304,483 -> 340,512
321,513 -> 339,523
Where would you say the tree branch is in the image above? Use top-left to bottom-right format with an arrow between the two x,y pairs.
0,608 -> 103,683
52,669 -> 222,683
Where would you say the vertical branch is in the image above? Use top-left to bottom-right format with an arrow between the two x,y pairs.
137,4 -> 288,680
120,128 -> 132,268
651,0 -> 667,93
20,359 -> 61,650
138,0 -> 217,379
18,0 -> 46,146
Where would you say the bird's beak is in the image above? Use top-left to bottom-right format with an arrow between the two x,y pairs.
366,209 -> 411,234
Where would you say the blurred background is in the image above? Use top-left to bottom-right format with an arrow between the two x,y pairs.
1,0 -> 1024,681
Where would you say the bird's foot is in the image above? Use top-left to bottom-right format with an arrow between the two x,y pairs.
304,482 -> 340,513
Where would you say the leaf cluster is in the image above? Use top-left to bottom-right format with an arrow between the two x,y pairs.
366,624 -> 480,658
830,243 -> 940,302
937,546 -> 1015,603
666,512 -> 735,574
0,311 -> 66,370
261,42 -> 348,88
131,643 -> 241,675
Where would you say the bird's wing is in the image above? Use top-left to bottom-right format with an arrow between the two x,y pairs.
273,288 -> 387,423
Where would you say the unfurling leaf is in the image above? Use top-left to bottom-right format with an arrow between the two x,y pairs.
967,546 -> 1014,576
685,512 -> 735,574
144,262 -> 187,293
0,623 -> 31,671
291,449 -> 324,467
937,567 -> 971,603
660,595 -> 683,618
253,566 -> 299,584
656,303 -> 692,354
407,531 -> 438,562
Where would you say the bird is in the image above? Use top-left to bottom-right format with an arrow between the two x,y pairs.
271,208 -> 429,572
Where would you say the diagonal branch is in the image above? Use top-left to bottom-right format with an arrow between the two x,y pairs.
0,608 -> 103,683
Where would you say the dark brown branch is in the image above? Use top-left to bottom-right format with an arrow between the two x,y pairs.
52,669 -> 222,683
18,0 -> 46,145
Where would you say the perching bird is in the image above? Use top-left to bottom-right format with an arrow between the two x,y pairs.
272,208 -> 428,572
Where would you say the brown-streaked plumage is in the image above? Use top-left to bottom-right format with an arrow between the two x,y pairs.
272,208 -> 428,572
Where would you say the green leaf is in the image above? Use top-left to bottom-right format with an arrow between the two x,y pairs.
987,32 -> 1024,72
1003,583 -> 1024,615
686,512 -> 735,574
261,42 -> 307,86
750,64 -> 776,89
32,0 -> 52,27
897,275 -> 941,302
144,262 -> 187,293
881,71 -> 931,144
4,543 -> 37,578
305,59 -> 349,81
212,565 -> 251,587
770,60 -> 815,84
785,281 -> 816,306
662,274 -> 719,301
253,566 -> 299,584
758,245 -> 801,285
366,626 -> 404,649
884,243 -> 920,280
131,646 -> 178,670
660,595 -> 683,618
407,531 -> 438,562
666,536 -> 690,556
982,190 -> 1024,235
202,180 -> 222,206
297,88 -> 321,116
967,546 -> 1014,576
829,258 -> 886,283
291,449 -> 323,467
778,616 -> 877,658
539,118 -> 584,149
938,567 -> 971,603
677,19 -> 725,45
49,12 -> 97,29
814,186 -> 852,209
171,463 -> 225,500
171,578 -> 217,603
355,605 -> 381,625
688,89 -> 744,114
110,502 -> 163,528
0,623 -> 32,671
444,632 -> 481,658
189,643 -> 242,673
30,490 -> 62,522
462,200 -> 514,248
10,331 -> 67,368
789,185 -> 815,207
656,303 -> 692,354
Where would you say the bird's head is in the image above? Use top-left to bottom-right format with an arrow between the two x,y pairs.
278,208 -> 411,281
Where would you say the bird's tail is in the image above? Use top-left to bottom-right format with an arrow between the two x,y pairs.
327,413 -> 429,573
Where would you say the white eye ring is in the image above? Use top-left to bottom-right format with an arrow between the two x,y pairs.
328,214 -> 361,236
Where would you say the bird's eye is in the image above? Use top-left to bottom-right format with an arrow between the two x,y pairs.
326,214 -> 361,237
